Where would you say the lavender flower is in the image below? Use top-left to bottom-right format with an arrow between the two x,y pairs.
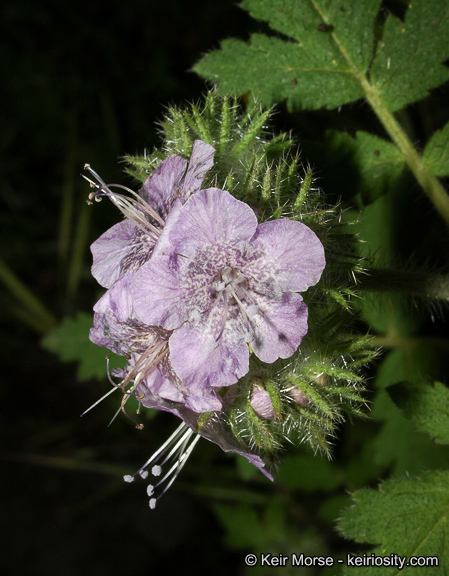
131,187 -> 326,414
83,94 -> 373,508
88,140 -> 215,288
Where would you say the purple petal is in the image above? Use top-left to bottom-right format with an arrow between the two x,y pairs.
131,254 -> 187,330
140,156 -> 187,219
138,357 -> 183,403
93,274 -> 134,321
169,306 -> 250,406
169,188 -> 258,258
179,140 -> 215,199
91,220 -> 138,288
250,292 -> 309,363
90,276 -> 160,356
150,198 -> 184,259
249,219 -> 325,293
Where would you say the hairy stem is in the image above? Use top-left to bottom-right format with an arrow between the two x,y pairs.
322,5 -> 449,227
352,268 -> 449,301
362,81 -> 449,227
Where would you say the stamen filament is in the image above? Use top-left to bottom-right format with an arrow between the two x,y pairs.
215,290 -> 228,342
123,422 -> 202,509
136,422 -> 188,474
82,165 -> 166,233
80,386 -> 119,417
153,434 -> 201,501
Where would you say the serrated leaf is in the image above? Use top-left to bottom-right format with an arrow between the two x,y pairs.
388,381 -> 449,445
194,0 -> 381,111
371,349 -> 449,476
338,471 -> 449,575
196,0 -> 449,118
423,120 -> 449,176
370,0 -> 449,112
42,312 -> 122,381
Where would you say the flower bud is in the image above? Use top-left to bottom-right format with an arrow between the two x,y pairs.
250,380 -> 276,420
289,387 -> 310,407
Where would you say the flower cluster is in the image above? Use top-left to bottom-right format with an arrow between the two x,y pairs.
85,93 -> 373,508
86,138 -> 325,505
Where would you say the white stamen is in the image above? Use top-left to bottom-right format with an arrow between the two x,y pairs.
81,386 -> 119,417
124,475 -> 134,483
188,307 -> 202,324
152,465 -> 162,477
123,422 -> 202,508
215,289 -> 228,342
152,434 -> 201,500
82,165 -> 165,232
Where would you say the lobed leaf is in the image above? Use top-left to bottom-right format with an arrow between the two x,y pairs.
423,120 -> 449,177
42,312 -> 123,381
195,0 -> 382,111
339,471 -> 449,575
388,381 -> 449,445
371,349 -> 449,477
370,0 -> 449,112
327,131 -> 406,204
195,0 -> 449,115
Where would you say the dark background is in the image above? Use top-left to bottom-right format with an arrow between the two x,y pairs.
1,1 -> 258,575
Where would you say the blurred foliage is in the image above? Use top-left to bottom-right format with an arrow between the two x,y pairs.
2,0 -> 449,575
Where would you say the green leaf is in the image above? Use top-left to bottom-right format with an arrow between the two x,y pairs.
215,498 -> 328,561
370,1 -> 449,112
194,0 -> 382,111
388,381 -> 449,445
371,350 -> 449,477
278,453 -> 343,492
215,499 -> 286,550
42,312 -> 123,381
194,0 -> 449,225
423,120 -> 449,176
329,131 -> 406,204
338,471 -> 449,575
195,0 -> 449,114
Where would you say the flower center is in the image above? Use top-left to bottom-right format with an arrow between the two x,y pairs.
212,266 -> 259,342
212,266 -> 247,298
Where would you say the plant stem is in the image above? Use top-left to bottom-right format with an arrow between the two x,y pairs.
372,334 -> 449,352
362,81 -> 449,227
0,258 -> 57,334
324,10 -> 449,226
352,268 -> 449,301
